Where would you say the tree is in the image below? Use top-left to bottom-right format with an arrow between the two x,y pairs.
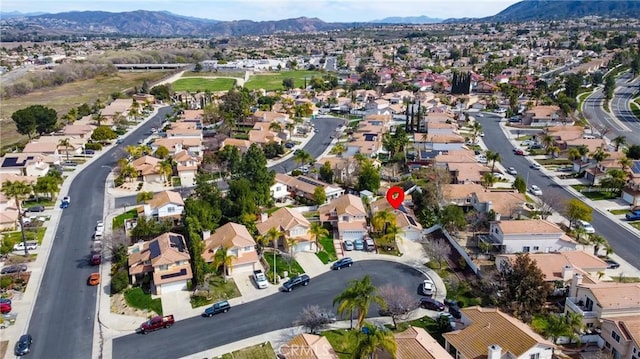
333,275 -> 384,330
470,121 -> 483,144
497,253 -> 551,321
604,75 -> 615,101
158,160 -> 173,185
33,175 -> 60,200
268,122 -> 282,133
238,144 -> 275,207
217,145 -> 242,175
91,126 -> 118,142
293,150 -> 313,167
588,234 -> 608,256
424,238 -> 451,269
481,172 -> 497,188
92,113 -> 106,126
154,145 -> 169,159
486,150 -> 501,172
112,112 -> 128,130
294,305 -> 335,334
58,138 -> 71,162
319,161 -> 334,183
351,323 -> 397,359
309,222 -> 329,254
371,209 -> 396,234
378,284 -> 419,329
357,162 -> 381,192
612,135 -> 627,152
1,180 -> 33,256
439,204 -> 466,233
136,191 -> 154,204
600,168 -> 627,193
12,105 -> 58,139
282,78 -> 295,89
626,144 -> 640,160
266,227 -> 285,251
150,84 -> 173,101
565,199 -> 592,228
513,176 -> 526,193
213,246 -> 234,281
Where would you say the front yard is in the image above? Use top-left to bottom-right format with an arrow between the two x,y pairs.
124,287 -> 163,316
570,185 -> 620,200
190,275 -> 241,308
315,237 -> 337,264
2,227 -> 47,246
263,252 -> 304,282
219,343 -> 277,359
112,209 -> 137,229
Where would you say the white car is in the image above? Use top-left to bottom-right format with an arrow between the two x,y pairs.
420,279 -> 434,296
14,241 -> 38,251
530,163 -> 541,170
529,185 -> 543,196
63,196 -> 70,203
96,221 -> 104,232
506,167 -> 518,175
576,220 -> 595,234
253,270 -> 269,289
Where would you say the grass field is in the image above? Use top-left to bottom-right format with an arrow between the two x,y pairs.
220,343 -> 277,359
182,71 -> 246,78
172,77 -> 237,92
244,70 -> 324,91
0,71 -> 169,149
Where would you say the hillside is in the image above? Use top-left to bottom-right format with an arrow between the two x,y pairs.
487,0 -> 640,22
370,15 -> 442,24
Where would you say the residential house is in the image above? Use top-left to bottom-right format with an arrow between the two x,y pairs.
0,155 -> 50,177
584,151 -> 624,186
443,306 -> 555,359
101,98 -> 132,123
446,162 -> 491,185
127,232 -> 193,294
21,141 -> 59,156
153,138 -> 203,157
487,219 -> 578,254
599,316 -> 640,359
270,174 -> 291,202
470,190 -> 527,219
0,210 -> 18,231
32,135 -> 86,157
132,93 -> 155,104
249,122 -> 282,145
622,160 -> 640,205
564,276 -> 640,331
275,173 -> 345,204
131,155 -> 162,184
364,99 -> 391,115
256,207 -> 313,252
62,124 -> 95,139
201,222 -> 260,274
173,150 -> 199,187
166,121 -> 203,139
279,333 -> 339,359
252,110 -> 290,125
316,156 -> 357,184
319,194 -> 367,241
138,190 -> 184,223
395,210 -> 423,241
378,326 -> 453,359
522,105 -> 563,126
442,184 -> 486,208
219,138 -> 252,153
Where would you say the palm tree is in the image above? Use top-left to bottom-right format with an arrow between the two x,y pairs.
92,113 -> 106,126
351,323 -> 397,359
470,121 -> 482,144
136,191 -> 154,204
589,234 -> 608,256
590,148 -> 610,185
1,180 -> 33,256
383,223 -> 404,246
266,226 -> 285,251
126,145 -> 142,159
254,234 -> 269,256
482,172 -> 497,188
293,150 -> 313,167
309,222 -> 329,253
486,150 -> 501,173
568,147 -> 581,161
333,275 -> 384,330
158,160 -> 174,185
122,164 -> 138,182
59,138 -> 71,162
371,209 -> 396,234
213,246 -> 235,281
612,135 -> 627,152
541,134 -> 555,151
269,122 -> 282,133
619,156 -> 632,173
285,236 -> 298,274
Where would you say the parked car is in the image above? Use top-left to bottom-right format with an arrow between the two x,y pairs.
529,163 -> 541,170
63,196 -> 70,203
1,264 -> 27,274
331,257 -> 353,270
14,334 -> 32,356
282,274 -> 310,292
87,273 -> 100,286
13,241 -> 38,251
253,270 -> 269,289
138,314 -> 175,333
60,201 -> 69,209
82,149 -> 95,155
353,239 -> 364,251
506,167 -> 517,175
604,259 -> 620,269
625,210 -> 640,221
529,185 -> 543,196
514,148 -> 525,156
448,305 -> 462,319
202,300 -> 231,317
0,302 -> 11,314
420,298 -> 445,311
90,254 -> 102,266
26,205 -> 45,213
365,238 -> 376,252
420,279 -> 434,296
63,160 -> 78,167
285,142 -> 295,149
319,311 -> 337,323
576,220 -> 595,234
343,240 -> 354,251
438,312 -> 456,328
0,298 -> 11,305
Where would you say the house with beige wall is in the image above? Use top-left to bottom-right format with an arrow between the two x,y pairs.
488,219 -> 578,254
202,222 -> 259,274
256,207 -> 313,252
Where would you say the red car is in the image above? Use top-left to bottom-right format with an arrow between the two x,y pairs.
0,302 -> 11,314
90,254 -> 102,265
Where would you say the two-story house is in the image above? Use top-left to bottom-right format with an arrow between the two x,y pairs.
0,155 -> 50,177
599,316 -> 640,359
443,307 -> 555,359
319,194 -> 367,241
275,173 -> 344,204
131,155 -> 163,184
256,207 -> 313,252
173,150 -> 200,187
127,232 -> 193,294
139,190 -> 184,223
488,219 -> 578,254
201,222 -> 260,274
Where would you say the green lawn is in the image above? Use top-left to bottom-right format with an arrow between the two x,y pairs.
631,101 -> 640,119
244,70 -> 325,91
535,158 -> 572,166
182,71 -> 246,78
220,343 -> 277,359
2,227 -> 46,245
172,78 -> 236,92
322,329 -> 360,359
22,198 -> 55,207
124,287 -> 163,315
112,209 -> 137,230
190,276 -> 241,308
264,253 -> 304,281
316,237 -> 337,264
570,185 -> 620,200
610,209 -> 629,215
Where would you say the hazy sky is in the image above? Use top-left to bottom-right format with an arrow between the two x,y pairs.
4,0 -> 520,22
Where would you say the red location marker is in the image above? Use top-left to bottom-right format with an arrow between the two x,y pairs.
386,186 -> 405,209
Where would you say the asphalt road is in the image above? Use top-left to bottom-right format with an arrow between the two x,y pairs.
112,260 -> 426,359
25,107 -> 174,359
477,113 -> 640,269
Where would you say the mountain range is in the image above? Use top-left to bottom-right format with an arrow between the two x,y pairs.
2,1 -> 640,38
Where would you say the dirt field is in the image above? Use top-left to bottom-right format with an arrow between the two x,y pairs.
0,71 -> 169,148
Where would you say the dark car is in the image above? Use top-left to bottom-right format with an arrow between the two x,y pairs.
202,300 -> 231,317
0,302 -> 11,314
626,210 -> 640,221
14,334 -> 32,356
420,298 -> 445,311
448,305 -> 462,319
1,264 -> 27,274
0,298 -> 11,305
26,205 -> 45,213
282,274 -> 310,292
63,160 -> 78,167
285,142 -> 295,149
331,257 -> 353,270
604,259 -> 620,269
82,149 -> 95,155
60,201 -> 69,209
90,254 -> 102,266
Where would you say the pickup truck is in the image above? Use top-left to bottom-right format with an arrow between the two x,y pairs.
138,314 -> 174,334
253,270 -> 269,289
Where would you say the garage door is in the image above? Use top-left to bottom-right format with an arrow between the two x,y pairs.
233,262 -> 256,273
292,241 -> 313,253
160,280 -> 186,294
341,231 -> 365,241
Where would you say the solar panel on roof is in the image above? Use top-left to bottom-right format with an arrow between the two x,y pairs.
160,268 -> 187,280
1,156 -> 34,168
169,235 -> 185,252
149,241 -> 161,259
407,216 -> 417,226
297,177 -> 323,186
632,161 -> 640,174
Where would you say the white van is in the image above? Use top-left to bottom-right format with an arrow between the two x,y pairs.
365,239 -> 376,252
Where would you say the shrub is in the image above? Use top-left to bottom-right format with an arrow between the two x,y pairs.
111,270 -> 130,294
114,176 -> 125,187
84,142 -> 103,150
0,277 -> 12,289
